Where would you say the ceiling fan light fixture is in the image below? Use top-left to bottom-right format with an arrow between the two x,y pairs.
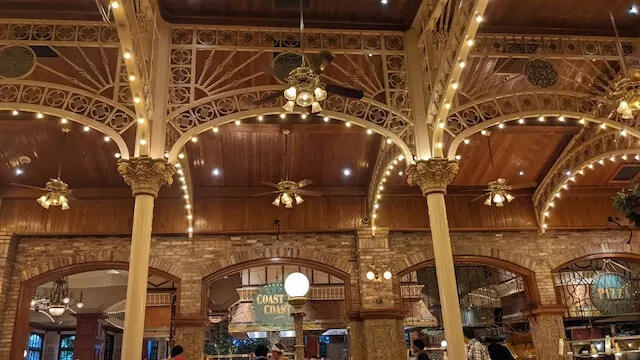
506,193 -> 515,202
272,197 -> 281,207
493,193 -> 505,204
484,197 -> 492,206
295,195 -> 304,205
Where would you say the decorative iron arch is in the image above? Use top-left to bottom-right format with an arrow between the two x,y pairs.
166,85 -> 415,163
535,144 -> 640,232
0,80 -> 135,158
443,90 -> 637,159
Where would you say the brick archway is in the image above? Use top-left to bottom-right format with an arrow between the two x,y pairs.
395,253 -> 541,308
201,250 -> 355,315
8,260 -> 181,360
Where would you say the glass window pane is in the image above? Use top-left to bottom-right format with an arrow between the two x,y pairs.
249,267 -> 266,285
314,271 -> 329,284
329,276 -> 344,284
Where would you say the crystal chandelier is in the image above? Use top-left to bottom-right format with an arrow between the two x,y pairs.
483,179 -> 515,207
31,277 -> 83,317
282,68 -> 327,113
36,178 -> 71,210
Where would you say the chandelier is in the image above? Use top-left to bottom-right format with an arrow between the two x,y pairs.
31,277 -> 83,317
612,76 -> 640,119
283,68 -> 327,113
36,178 -> 71,210
483,178 -> 515,207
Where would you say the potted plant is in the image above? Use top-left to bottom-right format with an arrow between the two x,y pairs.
613,182 -> 640,226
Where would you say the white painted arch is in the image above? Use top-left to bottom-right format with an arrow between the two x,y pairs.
167,107 -> 414,165
0,103 -> 131,159
446,111 -> 639,159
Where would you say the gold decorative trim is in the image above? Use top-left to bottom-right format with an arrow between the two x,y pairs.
406,159 -> 459,196
118,157 -> 175,197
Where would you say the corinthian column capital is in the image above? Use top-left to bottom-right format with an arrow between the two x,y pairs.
118,157 -> 175,197
406,158 -> 459,196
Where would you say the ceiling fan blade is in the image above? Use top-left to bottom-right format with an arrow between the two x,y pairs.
252,191 -> 279,197
510,182 -> 538,190
310,50 -> 336,73
297,179 -> 313,188
11,183 -> 46,191
253,91 -> 285,106
470,194 -> 487,202
325,84 -> 364,99
297,189 -> 322,197
260,181 -> 279,188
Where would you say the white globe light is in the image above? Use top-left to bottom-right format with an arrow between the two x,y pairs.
366,271 -> 375,281
30,299 -> 36,306
493,193 -> 505,204
284,272 -> 310,298
62,297 -> 70,304
441,340 -> 447,348
314,87 -> 327,101
48,305 -> 66,317
76,302 -> 84,309
383,271 -> 392,280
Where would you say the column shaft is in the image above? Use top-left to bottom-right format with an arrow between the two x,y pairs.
121,194 -> 155,360
426,192 -> 466,359
293,312 -> 305,360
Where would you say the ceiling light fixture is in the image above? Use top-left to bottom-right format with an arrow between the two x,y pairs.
235,120 -> 241,125
15,168 -> 23,175
31,277 -> 83,317
257,115 -> 264,121
12,110 -> 18,116
343,169 -> 351,176
212,168 -> 220,176
83,126 -> 90,132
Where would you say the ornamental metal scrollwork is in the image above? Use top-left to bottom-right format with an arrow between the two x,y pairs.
525,59 -> 558,88
0,45 -> 36,79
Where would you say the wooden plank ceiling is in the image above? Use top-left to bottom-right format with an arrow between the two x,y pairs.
158,0 -> 423,30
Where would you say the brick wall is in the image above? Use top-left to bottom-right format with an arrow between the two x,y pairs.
389,230 -> 638,305
1,229 -> 638,358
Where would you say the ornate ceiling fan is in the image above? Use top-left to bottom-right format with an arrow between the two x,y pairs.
253,0 -> 364,112
607,12 -> 640,120
469,133 -> 536,207
12,165 -> 73,210
252,129 -> 322,208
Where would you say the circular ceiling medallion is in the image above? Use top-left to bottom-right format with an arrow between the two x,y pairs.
524,59 -> 558,88
0,45 -> 36,79
272,52 -> 303,83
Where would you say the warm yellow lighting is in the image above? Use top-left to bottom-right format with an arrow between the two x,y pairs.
621,129 -> 627,136
104,136 -> 111,142
544,212 -> 549,217
622,155 -> 628,161
139,139 -> 147,145
436,142 -> 443,148
466,39 -> 474,46
257,115 -> 264,121
115,153 -> 121,159
134,97 -> 141,104
475,15 -> 483,22
123,51 -> 131,59
386,138 -> 392,144
543,224 -> 548,229
111,1 -> 119,9
60,118 -> 68,124
345,121 -> 351,127
301,114 -> 307,120
367,129 -> 373,135
191,137 -> 197,143
455,155 -> 461,160
235,120 -> 241,125
444,103 -> 451,109
518,118 -> 525,124
12,110 -> 19,116
178,153 -> 185,159
579,118 -> 586,125
559,116 -> 565,122
213,127 -> 219,133
280,113 -> 287,119
481,129 -> 487,135
459,60 -> 466,68
498,123 -> 504,129
37,113 -> 44,119
549,202 -> 555,207
538,116 -> 544,122
464,139 -> 470,144
600,123 -> 606,129
452,82 -> 459,89
138,118 -> 144,124
128,74 -> 136,81
83,126 -> 90,132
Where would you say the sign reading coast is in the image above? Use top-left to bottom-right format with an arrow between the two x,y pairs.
590,273 -> 638,315
253,282 -> 293,328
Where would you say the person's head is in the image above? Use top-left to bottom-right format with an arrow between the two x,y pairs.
412,339 -> 425,353
254,344 -> 269,358
271,343 -> 286,359
463,327 -> 476,341
170,345 -> 184,358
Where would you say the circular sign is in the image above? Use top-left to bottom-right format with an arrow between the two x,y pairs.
590,273 -> 638,315
252,282 -> 292,328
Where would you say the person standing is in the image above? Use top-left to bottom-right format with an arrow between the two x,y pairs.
271,343 -> 290,360
253,344 -> 270,360
169,345 -> 186,360
463,327 -> 491,360
412,339 -> 431,360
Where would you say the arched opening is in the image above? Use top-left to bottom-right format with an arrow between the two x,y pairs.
11,261 -> 180,360
398,256 -> 540,360
552,253 -> 640,357
201,258 -> 352,359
